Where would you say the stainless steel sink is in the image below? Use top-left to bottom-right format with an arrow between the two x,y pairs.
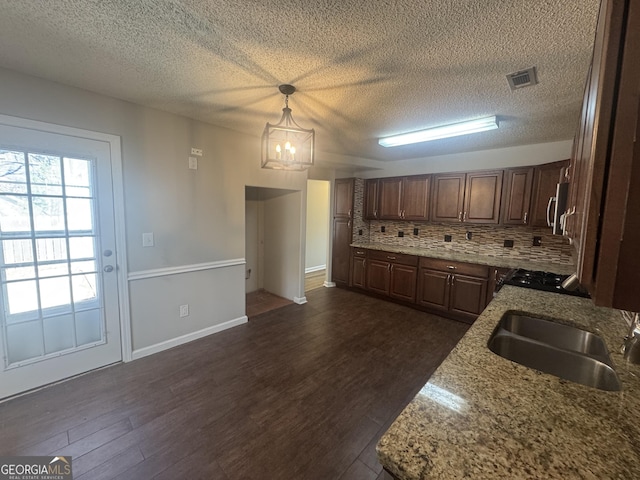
488,312 -> 621,391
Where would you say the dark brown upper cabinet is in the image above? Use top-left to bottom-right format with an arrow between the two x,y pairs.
334,177 -> 354,219
530,160 -> 568,228
501,167 -> 534,225
431,173 -> 466,223
378,176 -> 430,221
363,179 -> 379,220
464,170 -> 503,224
431,171 -> 502,224
569,0 -> 640,311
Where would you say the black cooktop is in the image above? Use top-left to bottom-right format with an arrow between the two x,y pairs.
502,269 -> 591,298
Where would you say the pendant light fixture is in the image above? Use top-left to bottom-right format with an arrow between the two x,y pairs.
261,84 -> 315,171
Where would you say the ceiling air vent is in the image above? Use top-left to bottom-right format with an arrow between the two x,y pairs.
506,67 -> 538,91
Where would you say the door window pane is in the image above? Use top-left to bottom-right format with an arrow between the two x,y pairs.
39,277 -> 71,311
38,263 -> 69,278
0,150 -> 27,194
72,273 -> 98,305
35,238 -> 67,262
3,239 -> 34,264
6,280 -> 38,316
64,158 -> 92,197
70,260 -> 96,274
29,154 -> 63,195
76,309 -> 102,345
0,195 -> 31,232
7,321 -> 43,363
32,196 -> 65,231
66,198 -> 93,231
69,236 -> 94,259
3,266 -> 36,281
43,314 -> 75,354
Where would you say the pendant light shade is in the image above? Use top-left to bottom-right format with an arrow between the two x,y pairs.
261,85 -> 315,171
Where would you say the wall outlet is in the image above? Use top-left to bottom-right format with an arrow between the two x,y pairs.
381,226 -> 385,233
398,231 -> 404,237
466,231 -> 472,240
504,239 -> 514,248
188,156 -> 198,169
358,229 -> 363,235
533,236 -> 542,246
179,304 -> 189,318
413,228 -> 419,235
142,232 -> 154,247
245,269 -> 251,280
444,235 -> 452,242
190,147 -> 203,156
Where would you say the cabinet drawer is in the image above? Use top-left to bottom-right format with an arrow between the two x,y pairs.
418,257 -> 489,278
368,249 -> 418,266
352,248 -> 368,257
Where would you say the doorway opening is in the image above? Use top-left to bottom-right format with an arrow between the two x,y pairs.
304,179 -> 330,292
245,186 -> 302,318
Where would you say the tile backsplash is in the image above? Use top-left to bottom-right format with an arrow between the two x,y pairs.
351,178 -> 573,266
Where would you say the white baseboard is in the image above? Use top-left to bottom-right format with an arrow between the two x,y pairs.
304,264 -> 326,274
323,281 -> 336,288
131,316 -> 248,360
293,296 -> 307,305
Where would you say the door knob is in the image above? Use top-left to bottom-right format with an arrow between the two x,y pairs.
103,249 -> 113,257
103,265 -> 114,273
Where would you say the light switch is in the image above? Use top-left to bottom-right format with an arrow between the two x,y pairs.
142,232 -> 154,247
188,156 -> 198,170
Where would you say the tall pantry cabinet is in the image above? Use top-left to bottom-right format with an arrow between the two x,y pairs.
331,178 -> 355,287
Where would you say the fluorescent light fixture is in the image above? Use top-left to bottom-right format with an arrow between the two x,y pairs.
378,115 -> 499,147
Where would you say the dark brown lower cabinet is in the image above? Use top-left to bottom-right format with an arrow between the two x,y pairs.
364,250 -> 418,301
366,259 -> 391,295
417,258 -> 490,323
349,249 -> 490,323
350,248 -> 367,288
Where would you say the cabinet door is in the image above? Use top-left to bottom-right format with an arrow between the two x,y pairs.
389,264 -> 418,303
416,268 -> 450,312
331,218 -> 352,286
449,274 -> 488,321
501,168 -> 534,225
378,177 -> 403,220
351,255 -> 366,289
402,175 -> 430,220
431,174 -> 465,223
363,179 -> 379,220
366,259 -> 390,295
334,178 -> 354,218
464,170 -> 503,224
530,161 -> 567,228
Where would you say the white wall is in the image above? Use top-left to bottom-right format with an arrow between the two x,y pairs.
263,191 -> 303,301
0,67 -> 309,354
305,180 -> 330,272
245,199 -> 262,293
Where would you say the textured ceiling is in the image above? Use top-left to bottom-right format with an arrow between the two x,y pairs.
0,0 -> 600,167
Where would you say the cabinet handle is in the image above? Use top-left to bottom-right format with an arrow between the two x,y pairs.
463,211 -> 467,221
447,265 -> 456,270
348,219 -> 351,228
356,250 -> 364,255
546,196 -> 555,227
494,268 -> 499,283
523,212 -> 528,224
363,259 -> 366,268
388,264 -> 392,272
451,275 -> 455,286
458,211 -> 463,222
387,256 -> 396,260
374,209 -> 377,217
348,209 -> 352,218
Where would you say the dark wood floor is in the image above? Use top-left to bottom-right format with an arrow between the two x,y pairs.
0,287 -> 469,480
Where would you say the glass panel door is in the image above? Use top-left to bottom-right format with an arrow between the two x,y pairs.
0,121 -> 121,399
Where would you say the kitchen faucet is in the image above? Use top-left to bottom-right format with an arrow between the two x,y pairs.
622,313 -> 640,364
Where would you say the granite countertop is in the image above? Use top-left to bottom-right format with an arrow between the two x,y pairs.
351,242 -> 575,275
377,285 -> 640,479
